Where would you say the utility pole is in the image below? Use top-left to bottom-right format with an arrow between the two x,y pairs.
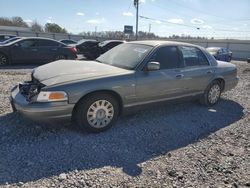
148,23 -> 151,33
134,0 -> 139,40
94,26 -> 97,37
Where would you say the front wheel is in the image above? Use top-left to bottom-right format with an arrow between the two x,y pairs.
0,53 -> 8,66
73,93 -> 119,133
200,81 -> 222,106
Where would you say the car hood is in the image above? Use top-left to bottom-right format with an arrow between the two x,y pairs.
33,60 -> 133,86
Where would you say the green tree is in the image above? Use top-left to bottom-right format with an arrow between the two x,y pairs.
45,23 -> 67,33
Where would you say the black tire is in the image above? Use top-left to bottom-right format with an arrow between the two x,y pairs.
0,53 -> 8,66
200,80 -> 222,106
55,54 -> 66,60
73,93 -> 119,133
228,56 -> 232,62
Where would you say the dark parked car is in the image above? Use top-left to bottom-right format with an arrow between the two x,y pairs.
11,41 -> 238,133
59,39 -> 77,45
0,37 -> 77,65
0,37 -> 22,45
74,40 -> 124,60
0,34 -> 16,42
98,40 -> 125,54
206,47 -> 232,62
72,39 -> 100,59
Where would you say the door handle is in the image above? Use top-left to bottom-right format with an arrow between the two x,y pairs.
207,70 -> 213,74
31,49 -> 38,52
176,74 -> 184,78
52,48 -> 57,51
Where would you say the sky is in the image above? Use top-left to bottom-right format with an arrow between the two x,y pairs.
1,0 -> 250,39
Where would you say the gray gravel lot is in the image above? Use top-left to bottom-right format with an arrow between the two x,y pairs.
0,61 -> 249,187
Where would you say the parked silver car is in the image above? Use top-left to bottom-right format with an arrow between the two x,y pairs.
10,41 -> 238,133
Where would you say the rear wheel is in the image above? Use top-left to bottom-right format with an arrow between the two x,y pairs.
200,81 -> 222,106
0,53 -> 8,66
73,93 -> 119,133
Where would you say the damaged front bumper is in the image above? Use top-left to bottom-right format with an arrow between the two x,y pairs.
10,84 -> 74,122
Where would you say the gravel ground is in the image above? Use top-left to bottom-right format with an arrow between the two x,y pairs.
0,61 -> 249,188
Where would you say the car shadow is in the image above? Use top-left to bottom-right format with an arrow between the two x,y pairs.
0,98 -> 244,184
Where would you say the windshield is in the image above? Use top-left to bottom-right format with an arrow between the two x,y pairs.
96,43 -> 153,70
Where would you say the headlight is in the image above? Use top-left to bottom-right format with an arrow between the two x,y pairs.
36,91 -> 68,102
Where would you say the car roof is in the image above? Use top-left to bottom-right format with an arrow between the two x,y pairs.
3,37 -> 64,46
10,37 -> 61,42
17,37 -> 59,41
77,39 -> 97,43
59,39 -> 76,41
101,40 -> 125,43
128,40 -> 201,48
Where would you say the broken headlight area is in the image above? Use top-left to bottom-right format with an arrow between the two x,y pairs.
19,81 -> 45,102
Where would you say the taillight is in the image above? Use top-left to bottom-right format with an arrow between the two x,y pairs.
70,47 -> 77,53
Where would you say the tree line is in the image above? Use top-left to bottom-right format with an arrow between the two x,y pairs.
0,16 -> 209,40
0,16 -> 67,33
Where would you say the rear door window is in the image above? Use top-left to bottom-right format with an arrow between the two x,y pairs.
179,46 -> 209,66
38,39 -> 60,47
149,46 -> 183,69
18,40 -> 37,48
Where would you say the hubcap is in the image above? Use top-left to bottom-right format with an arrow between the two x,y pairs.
0,55 -> 7,65
87,100 -> 114,128
208,84 -> 221,104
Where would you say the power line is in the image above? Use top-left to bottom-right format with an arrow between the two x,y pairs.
139,15 -> 250,33
147,3 -> 226,28
167,0 -> 250,22
140,15 -> 201,29
126,0 -> 132,12
149,1 -> 250,27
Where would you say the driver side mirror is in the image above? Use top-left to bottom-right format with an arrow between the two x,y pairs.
146,61 -> 160,71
